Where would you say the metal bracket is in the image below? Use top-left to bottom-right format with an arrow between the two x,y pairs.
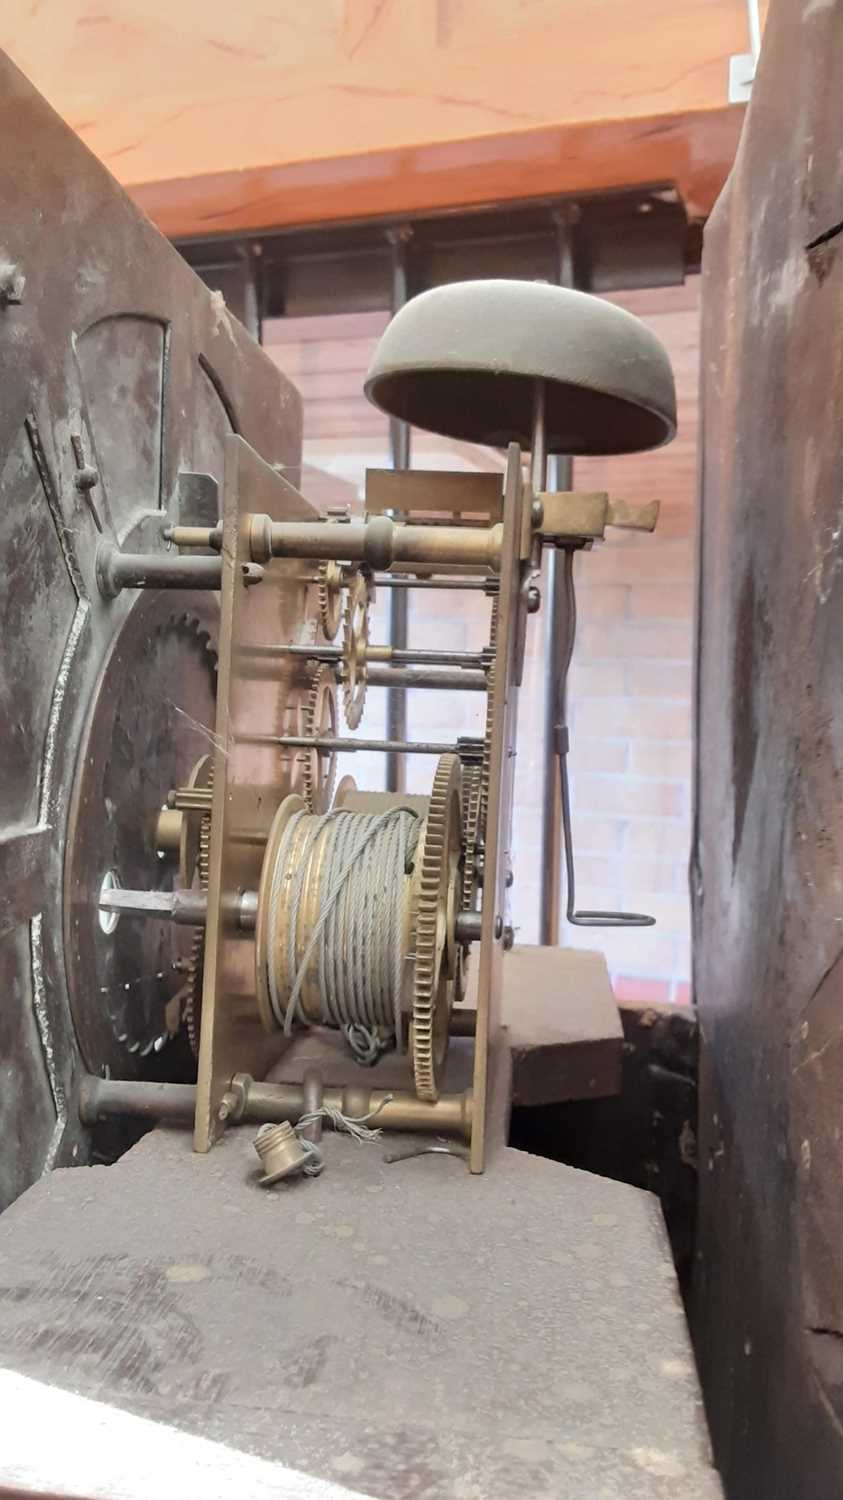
365,468 -> 503,523
537,491 -> 660,543
729,0 -> 761,103
177,470 -> 220,529
729,52 -> 755,104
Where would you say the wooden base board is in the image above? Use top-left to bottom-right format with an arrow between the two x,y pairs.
0,1125 -> 721,1499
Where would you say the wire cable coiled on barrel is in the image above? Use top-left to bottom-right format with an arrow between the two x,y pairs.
265,806 -> 420,1062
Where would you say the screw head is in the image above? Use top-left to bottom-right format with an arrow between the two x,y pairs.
74,464 -> 100,493
526,586 -> 541,614
503,924 -> 515,952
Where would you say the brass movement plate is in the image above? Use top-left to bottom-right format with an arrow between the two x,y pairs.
365,468 -> 504,523
194,435 -> 320,1151
196,435 -> 522,1169
470,444 -> 524,1173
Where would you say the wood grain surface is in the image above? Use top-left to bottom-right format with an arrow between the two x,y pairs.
0,1 -> 750,233
693,0 -> 843,1493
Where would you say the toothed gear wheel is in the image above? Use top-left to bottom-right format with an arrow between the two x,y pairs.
479,594 -> 498,841
460,764 -> 483,915
342,571 -> 371,730
411,753 -> 462,1102
302,662 -> 337,812
174,610 -> 219,682
317,559 -> 345,641
184,758 -> 214,1059
278,691 -> 310,802
176,751 -> 213,889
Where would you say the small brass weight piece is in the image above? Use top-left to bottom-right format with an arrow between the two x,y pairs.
254,1121 -> 312,1186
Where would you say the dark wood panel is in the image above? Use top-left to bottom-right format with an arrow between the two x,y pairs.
0,50 -> 300,1207
693,2 -> 843,1494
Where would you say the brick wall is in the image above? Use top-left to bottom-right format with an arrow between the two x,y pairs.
264,276 -> 698,1002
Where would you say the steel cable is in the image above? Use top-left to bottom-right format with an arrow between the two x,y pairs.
266,806 -> 421,1061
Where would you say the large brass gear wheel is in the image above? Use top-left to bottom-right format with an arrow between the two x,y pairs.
411,753 -> 462,1102
342,570 -> 371,730
460,763 -> 483,916
479,593 -> 498,842
183,757 -> 214,1059
302,662 -> 337,813
277,692 -> 311,804
453,762 -> 483,1006
317,559 -> 344,641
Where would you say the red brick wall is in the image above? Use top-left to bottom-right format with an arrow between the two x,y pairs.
264,276 -> 698,1002
561,282 -> 697,1001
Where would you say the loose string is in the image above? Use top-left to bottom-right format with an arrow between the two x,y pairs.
258,1095 -> 394,1179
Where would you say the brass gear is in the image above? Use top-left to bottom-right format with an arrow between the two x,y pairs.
301,662 -> 337,813
277,692 -> 311,802
184,759 -> 214,1059
451,594 -> 496,1011
479,594 -> 498,841
317,559 -> 344,641
342,570 -> 371,730
453,763 -> 483,1007
460,764 -> 483,915
411,753 -> 462,1103
176,752 -> 213,888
